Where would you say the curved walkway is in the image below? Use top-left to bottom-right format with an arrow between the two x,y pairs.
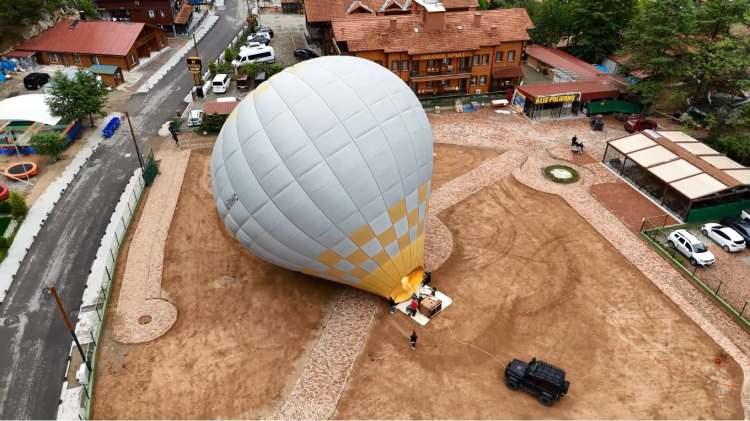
113,150 -> 191,344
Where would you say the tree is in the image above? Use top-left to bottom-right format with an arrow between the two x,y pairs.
526,0 -> 576,47
201,113 -> 227,133
30,132 -> 67,163
567,0 -> 636,62
77,0 -> 99,20
8,192 -> 28,219
621,0 -> 697,106
46,70 -> 109,127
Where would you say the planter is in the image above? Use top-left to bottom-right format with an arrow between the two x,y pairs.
543,165 -> 579,184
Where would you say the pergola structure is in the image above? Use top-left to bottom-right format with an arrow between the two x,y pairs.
603,130 -> 750,222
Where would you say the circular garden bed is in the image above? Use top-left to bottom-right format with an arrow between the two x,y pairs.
543,165 -> 579,184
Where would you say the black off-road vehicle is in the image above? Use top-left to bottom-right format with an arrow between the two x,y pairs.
504,358 -> 570,406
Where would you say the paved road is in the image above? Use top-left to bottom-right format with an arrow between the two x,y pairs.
0,2 -> 247,418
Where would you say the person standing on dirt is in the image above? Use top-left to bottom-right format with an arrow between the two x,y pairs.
571,135 -> 578,148
410,330 -> 418,350
387,297 -> 397,315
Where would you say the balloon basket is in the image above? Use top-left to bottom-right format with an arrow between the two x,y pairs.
395,287 -> 453,326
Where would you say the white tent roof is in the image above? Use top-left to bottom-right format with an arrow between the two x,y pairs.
649,159 -> 702,183
609,133 -> 656,154
725,169 -> 750,184
0,94 -> 61,125
677,142 -> 721,156
628,145 -> 677,167
700,155 -> 744,170
659,131 -> 699,143
670,173 -> 727,199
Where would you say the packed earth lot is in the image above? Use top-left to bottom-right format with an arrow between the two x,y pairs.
93,109 -> 748,419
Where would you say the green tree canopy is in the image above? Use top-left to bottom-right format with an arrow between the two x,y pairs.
30,132 -> 67,163
567,0 -> 636,62
77,0 -> 99,20
45,70 -> 109,126
8,191 -> 28,219
527,0 -> 576,46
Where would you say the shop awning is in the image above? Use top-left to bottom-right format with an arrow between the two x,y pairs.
700,155 -> 745,170
0,94 -> 61,125
492,65 -> 523,80
670,173 -> 727,199
659,130 -> 699,143
649,159 -> 702,183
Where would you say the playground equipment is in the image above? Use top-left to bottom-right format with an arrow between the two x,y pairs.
210,56 -> 434,301
4,162 -> 38,180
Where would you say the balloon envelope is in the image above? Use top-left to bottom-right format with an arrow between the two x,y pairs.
210,56 -> 433,301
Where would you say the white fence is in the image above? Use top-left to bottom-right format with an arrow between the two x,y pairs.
56,168 -> 146,421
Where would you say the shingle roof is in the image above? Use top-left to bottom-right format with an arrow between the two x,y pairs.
526,45 -> 604,81
306,0 -> 477,22
15,20 -> 148,57
332,9 -> 532,54
174,4 -> 193,25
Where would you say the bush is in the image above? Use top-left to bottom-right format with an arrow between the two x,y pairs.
208,61 -> 234,77
201,113 -> 227,133
8,191 -> 27,219
30,131 -> 67,162
224,46 -> 239,64
0,201 -> 10,214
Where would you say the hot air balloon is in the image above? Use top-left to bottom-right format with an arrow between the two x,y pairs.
210,56 -> 433,302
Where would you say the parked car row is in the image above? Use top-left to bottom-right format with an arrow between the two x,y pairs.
666,211 -> 750,266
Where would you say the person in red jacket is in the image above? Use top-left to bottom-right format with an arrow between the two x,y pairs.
408,297 -> 419,317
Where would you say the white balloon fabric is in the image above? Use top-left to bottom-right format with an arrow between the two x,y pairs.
210,56 -> 433,300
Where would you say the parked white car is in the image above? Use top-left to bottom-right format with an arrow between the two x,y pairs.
211,73 -> 231,93
187,109 -> 203,127
667,229 -> 716,266
742,209 -> 750,222
701,223 -> 746,252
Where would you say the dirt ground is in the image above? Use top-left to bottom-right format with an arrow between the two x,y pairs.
334,177 -> 743,419
432,143 -> 502,190
92,149 -> 341,419
590,182 -> 678,233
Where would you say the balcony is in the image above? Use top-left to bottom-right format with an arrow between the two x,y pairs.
410,66 -> 472,81
416,86 -> 464,96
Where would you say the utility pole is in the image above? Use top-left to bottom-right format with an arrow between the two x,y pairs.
50,287 -> 92,372
124,112 -> 145,170
192,31 -> 200,57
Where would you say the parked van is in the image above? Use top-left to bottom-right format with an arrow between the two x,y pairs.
212,74 -> 231,94
232,46 -> 275,67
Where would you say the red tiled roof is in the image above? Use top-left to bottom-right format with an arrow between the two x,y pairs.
15,20 -> 148,57
525,45 -> 604,81
204,100 -> 240,115
306,0 -> 478,23
516,80 -> 621,102
174,4 -> 193,25
2,50 -> 35,58
333,9 -> 532,54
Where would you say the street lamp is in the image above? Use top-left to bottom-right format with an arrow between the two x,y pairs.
124,112 -> 145,170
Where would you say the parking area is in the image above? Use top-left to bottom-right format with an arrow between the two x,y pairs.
646,220 -> 750,313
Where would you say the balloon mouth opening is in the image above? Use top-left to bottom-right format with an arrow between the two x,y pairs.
390,268 -> 425,303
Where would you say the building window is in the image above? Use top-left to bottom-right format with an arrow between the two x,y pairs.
411,60 -> 419,73
427,59 -> 436,69
479,75 -> 487,85
48,52 -> 59,63
426,81 -> 432,88
508,50 -> 516,62
481,54 -> 489,65
159,9 -> 165,17
92,55 -> 100,65
148,9 -> 155,18
470,76 -> 477,85
495,51 -> 503,62
472,55 -> 479,66
401,61 -> 408,71
130,54 -> 137,65
391,61 -> 399,72
73,53 -> 81,65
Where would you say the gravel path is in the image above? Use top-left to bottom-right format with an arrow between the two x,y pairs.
113,150 -> 191,344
